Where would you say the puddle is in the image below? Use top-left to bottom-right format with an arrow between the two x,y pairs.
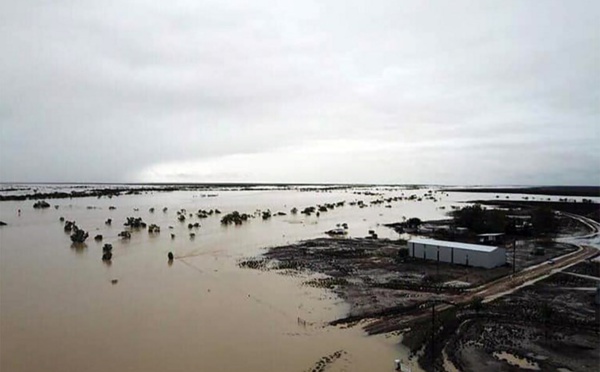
494,351 -> 540,370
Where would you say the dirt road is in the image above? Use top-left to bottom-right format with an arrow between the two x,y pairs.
363,208 -> 600,335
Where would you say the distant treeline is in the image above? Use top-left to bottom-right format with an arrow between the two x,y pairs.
447,186 -> 600,197
0,184 -> 353,201
476,200 -> 600,222
0,187 -> 180,201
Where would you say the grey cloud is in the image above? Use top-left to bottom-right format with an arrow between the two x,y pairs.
0,0 -> 598,184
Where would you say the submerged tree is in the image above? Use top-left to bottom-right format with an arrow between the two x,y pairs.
406,217 -> 423,229
532,207 -> 558,235
70,228 -> 89,243
221,211 -> 252,225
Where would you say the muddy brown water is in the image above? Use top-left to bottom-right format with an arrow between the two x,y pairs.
4,187 -> 590,371
2,189 -> 438,372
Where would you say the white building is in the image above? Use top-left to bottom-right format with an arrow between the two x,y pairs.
407,238 -> 506,269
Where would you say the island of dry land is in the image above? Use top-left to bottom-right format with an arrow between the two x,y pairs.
241,204 -> 600,372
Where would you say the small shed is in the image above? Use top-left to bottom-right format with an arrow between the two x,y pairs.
477,233 -> 505,245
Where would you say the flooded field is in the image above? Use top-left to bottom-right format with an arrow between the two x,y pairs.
1,186 -> 598,371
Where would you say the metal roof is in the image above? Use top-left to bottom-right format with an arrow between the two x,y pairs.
408,238 -> 500,253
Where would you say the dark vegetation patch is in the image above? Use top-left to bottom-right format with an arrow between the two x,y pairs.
448,203 -> 558,235
447,186 -> 600,197
220,211 -> 253,225
476,200 -> 600,223
304,350 -> 346,372
33,200 -> 51,208
541,272 -> 599,288
564,259 -> 600,278
1,187 -> 179,201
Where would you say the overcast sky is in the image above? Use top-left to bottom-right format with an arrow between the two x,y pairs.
0,1 -> 598,185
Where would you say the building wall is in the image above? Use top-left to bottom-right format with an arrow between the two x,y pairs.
408,242 -> 506,269
438,247 -> 452,263
452,247 -> 470,266
491,247 -> 507,267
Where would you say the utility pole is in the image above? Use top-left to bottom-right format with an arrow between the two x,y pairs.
427,299 -> 458,372
436,249 -> 440,276
513,240 -> 517,275
431,301 -> 435,371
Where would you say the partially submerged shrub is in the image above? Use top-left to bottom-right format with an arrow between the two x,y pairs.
221,211 -> 252,225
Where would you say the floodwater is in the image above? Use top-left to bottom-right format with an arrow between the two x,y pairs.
1,186 -> 597,371
493,351 -> 540,370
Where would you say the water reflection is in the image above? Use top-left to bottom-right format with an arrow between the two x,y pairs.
70,242 -> 87,253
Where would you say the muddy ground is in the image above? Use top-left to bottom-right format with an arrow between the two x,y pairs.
240,238 -> 510,320
239,214 -> 595,371
444,272 -> 599,372
564,260 -> 600,278
239,232 -> 578,326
